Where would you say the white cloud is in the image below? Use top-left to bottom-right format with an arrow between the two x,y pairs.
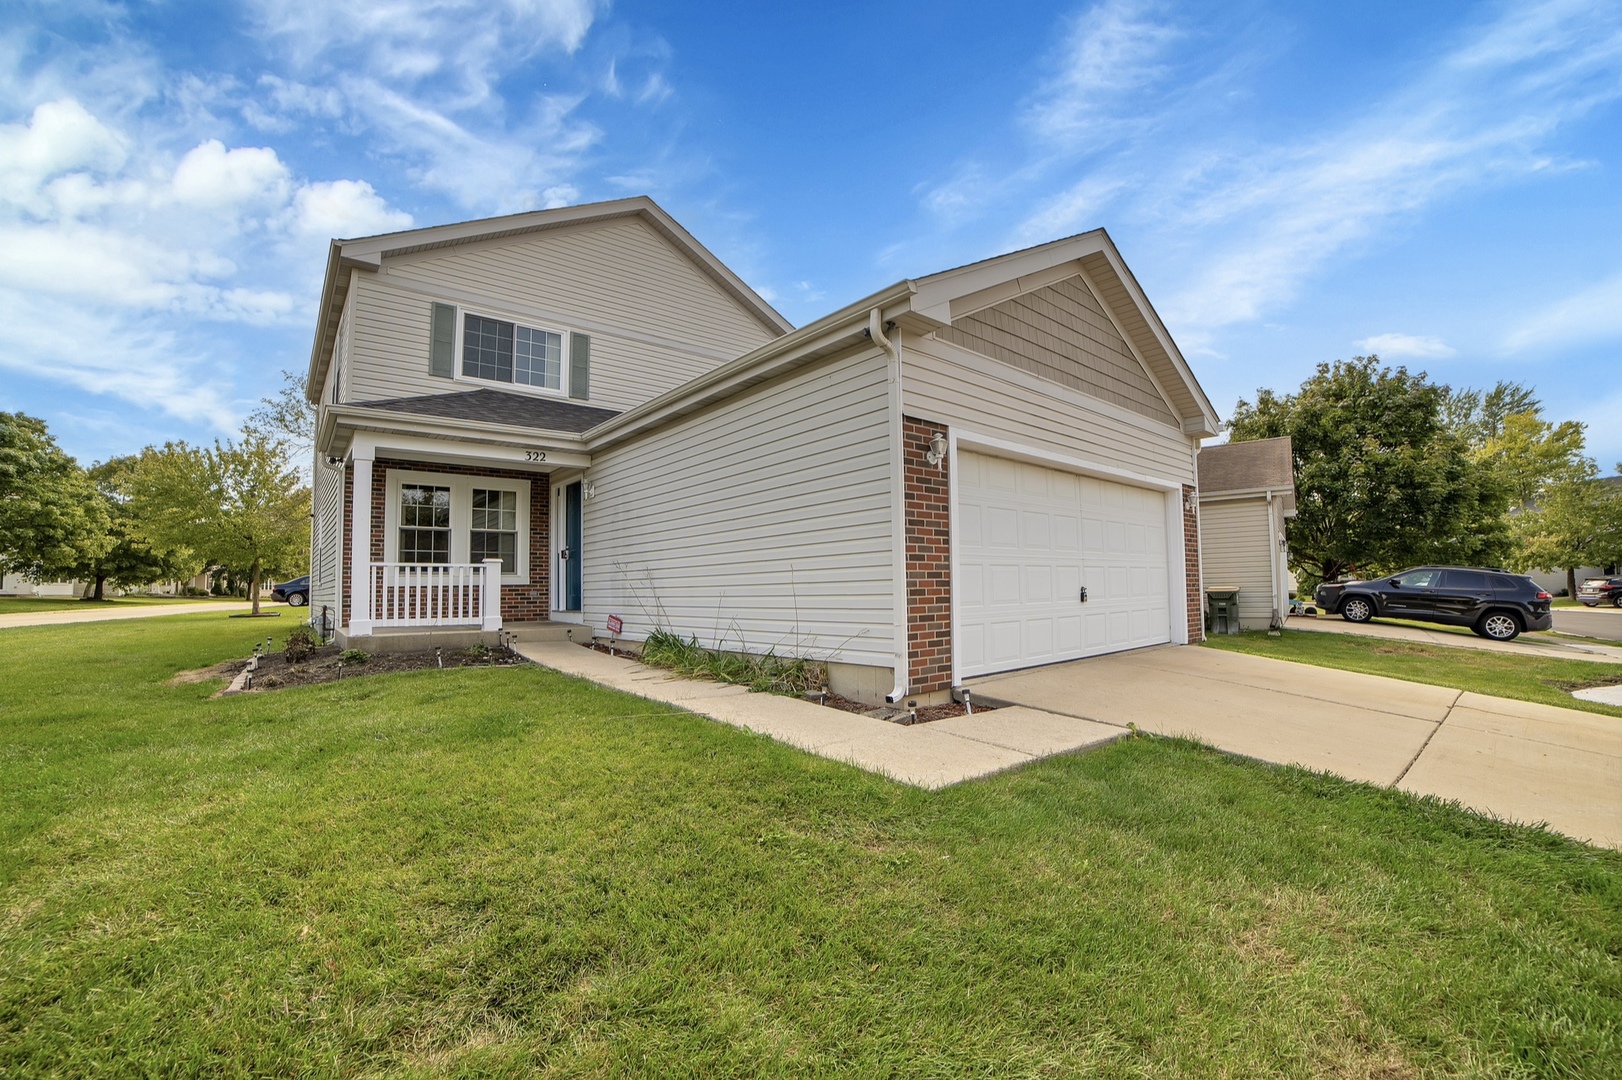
0,98 -> 127,211
170,139 -> 290,209
1354,332 -> 1458,359
1027,0 -> 1181,148
284,178 -> 413,240
1503,269 -> 1622,352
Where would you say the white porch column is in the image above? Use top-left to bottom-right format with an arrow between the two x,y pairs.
349,454 -> 374,636
480,558 -> 503,632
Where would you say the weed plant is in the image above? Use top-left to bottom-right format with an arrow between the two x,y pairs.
641,627 -> 826,694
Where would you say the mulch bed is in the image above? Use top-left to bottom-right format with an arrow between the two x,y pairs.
181,644 -> 529,694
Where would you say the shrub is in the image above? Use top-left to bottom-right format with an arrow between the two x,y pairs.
283,627 -> 317,663
338,648 -> 369,665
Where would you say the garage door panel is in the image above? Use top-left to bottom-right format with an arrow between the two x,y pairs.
958,450 -> 1172,678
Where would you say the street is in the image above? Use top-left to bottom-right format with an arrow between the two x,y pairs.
1553,605 -> 1622,640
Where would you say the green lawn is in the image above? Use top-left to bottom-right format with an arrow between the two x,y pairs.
3,617 -> 1620,1076
0,594 -> 235,614
1207,630 -> 1622,718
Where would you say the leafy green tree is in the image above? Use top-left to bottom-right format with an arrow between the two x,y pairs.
1228,356 -> 1509,587
126,435 -> 310,615
244,369 -> 318,475
1513,472 -> 1622,598
0,411 -> 110,584
69,457 -> 199,600
1443,380 -> 1540,448
1478,412 -> 1591,508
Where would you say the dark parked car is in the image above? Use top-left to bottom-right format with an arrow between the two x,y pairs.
1314,567 -> 1553,641
270,575 -> 309,607
1576,576 -> 1622,608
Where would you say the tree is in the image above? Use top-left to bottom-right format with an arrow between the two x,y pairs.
1478,412 -> 1591,508
70,457 -> 198,600
0,412 -> 110,584
1228,356 -> 1510,587
1513,472 -> 1622,598
244,369 -> 318,474
127,434 -> 310,615
1443,380 -> 1540,449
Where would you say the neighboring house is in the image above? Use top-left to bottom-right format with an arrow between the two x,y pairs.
0,574 -> 83,597
1524,475 -> 1621,595
1196,436 -> 1297,630
305,197 -> 1220,703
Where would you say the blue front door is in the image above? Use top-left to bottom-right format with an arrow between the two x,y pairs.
563,480 -> 583,611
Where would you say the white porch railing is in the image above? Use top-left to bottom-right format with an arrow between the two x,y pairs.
361,559 -> 502,632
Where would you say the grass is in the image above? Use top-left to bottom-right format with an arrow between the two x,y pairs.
0,594 -> 235,614
640,627 -> 826,695
2,616 -> 1620,1076
1207,629 -> 1622,718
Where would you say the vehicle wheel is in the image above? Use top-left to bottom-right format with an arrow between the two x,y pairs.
288,592 -> 308,607
1613,595 -> 1622,609
1477,611 -> 1521,641
1340,596 -> 1374,623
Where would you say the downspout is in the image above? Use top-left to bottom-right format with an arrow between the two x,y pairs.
1266,489 -> 1282,630
873,308 -> 909,703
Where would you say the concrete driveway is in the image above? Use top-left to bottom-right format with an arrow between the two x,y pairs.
1286,613 -> 1622,662
0,601 -> 253,630
965,646 -> 1622,848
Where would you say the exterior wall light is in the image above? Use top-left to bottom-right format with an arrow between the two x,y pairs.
1184,490 -> 1199,513
583,480 -> 596,501
925,432 -> 947,469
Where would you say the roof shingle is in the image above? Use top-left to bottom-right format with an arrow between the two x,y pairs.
352,388 -> 619,434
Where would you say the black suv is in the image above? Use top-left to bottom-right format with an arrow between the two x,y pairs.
1314,567 -> 1553,641
1577,577 -> 1622,608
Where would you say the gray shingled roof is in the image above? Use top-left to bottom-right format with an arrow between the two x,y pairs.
352,388 -> 620,434
1199,436 -> 1295,494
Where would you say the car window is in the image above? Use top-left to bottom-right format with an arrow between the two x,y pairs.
1394,569 -> 1439,588
1441,570 -> 1492,590
1489,574 -> 1523,590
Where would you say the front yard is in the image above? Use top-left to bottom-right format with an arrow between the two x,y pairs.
0,594 -> 233,615
1205,629 -> 1622,718
2,616 -> 1619,1076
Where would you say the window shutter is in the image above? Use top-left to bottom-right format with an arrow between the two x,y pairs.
568,332 -> 590,400
429,303 -> 456,378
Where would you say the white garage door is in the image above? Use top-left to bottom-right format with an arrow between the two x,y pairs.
957,451 -> 1171,678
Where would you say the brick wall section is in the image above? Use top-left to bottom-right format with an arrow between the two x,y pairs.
341,458 -> 551,627
904,417 -> 953,694
1184,483 -> 1204,643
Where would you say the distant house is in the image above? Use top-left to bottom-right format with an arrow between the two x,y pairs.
1197,436 -> 1296,630
303,196 -> 1223,703
1525,474 -> 1622,595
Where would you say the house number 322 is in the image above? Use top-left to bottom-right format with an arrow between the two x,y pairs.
524,451 -> 547,462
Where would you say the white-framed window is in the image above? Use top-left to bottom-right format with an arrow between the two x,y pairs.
458,310 -> 566,395
384,469 -> 530,583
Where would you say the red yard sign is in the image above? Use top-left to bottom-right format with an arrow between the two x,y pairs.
606,614 -> 624,635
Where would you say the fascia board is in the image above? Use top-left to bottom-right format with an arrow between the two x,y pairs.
585,281 -> 914,449
322,404 -> 591,454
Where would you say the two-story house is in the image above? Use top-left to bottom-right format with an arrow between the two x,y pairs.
306,197 -> 1220,704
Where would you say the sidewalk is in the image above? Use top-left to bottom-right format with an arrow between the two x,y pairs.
1286,613 -> 1622,663
513,641 -> 1125,789
0,602 -> 254,630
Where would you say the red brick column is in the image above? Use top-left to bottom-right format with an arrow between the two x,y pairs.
340,466 -> 353,628
1184,484 -> 1204,643
341,459 -> 552,626
904,417 -> 953,694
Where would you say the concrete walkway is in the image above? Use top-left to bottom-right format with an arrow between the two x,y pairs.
967,646 -> 1622,849
0,601 -> 254,629
514,641 -> 1125,789
518,640 -> 1621,848
1285,613 -> 1622,663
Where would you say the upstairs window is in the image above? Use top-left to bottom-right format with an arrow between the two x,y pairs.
462,313 -> 562,391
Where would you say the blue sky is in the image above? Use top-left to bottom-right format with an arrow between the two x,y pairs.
4,0 -> 1621,469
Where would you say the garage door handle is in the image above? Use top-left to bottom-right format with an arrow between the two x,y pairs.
1079,587 -> 1089,603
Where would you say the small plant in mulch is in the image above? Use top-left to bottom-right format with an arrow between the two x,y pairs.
283,627 -> 318,663
338,648 -> 370,665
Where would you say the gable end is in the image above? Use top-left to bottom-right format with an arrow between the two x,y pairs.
936,275 -> 1179,425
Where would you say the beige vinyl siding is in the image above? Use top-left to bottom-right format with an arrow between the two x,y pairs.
310,460 -> 343,620
902,333 -> 1196,485
581,348 -> 896,669
345,268 -> 761,412
937,276 -> 1177,425
1199,497 -> 1276,629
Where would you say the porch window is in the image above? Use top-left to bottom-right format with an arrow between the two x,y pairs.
399,484 -> 451,564
470,489 -> 518,573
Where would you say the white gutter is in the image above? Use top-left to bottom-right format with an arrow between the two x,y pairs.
873,308 -> 910,704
